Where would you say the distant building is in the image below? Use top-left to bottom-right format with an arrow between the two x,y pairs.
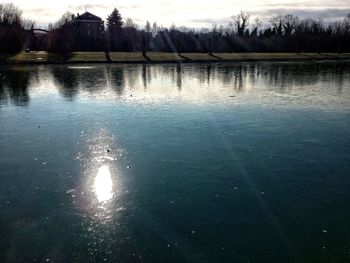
66,12 -> 105,51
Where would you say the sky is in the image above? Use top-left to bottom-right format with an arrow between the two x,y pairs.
9,0 -> 350,28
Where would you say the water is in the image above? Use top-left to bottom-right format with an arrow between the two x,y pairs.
0,62 -> 350,262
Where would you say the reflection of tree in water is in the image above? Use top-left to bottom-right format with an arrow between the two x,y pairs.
220,66 -> 235,86
176,64 -> 182,91
206,65 -> 211,85
234,65 -> 244,91
266,63 -> 319,92
250,64 -> 257,87
197,62 -> 350,95
0,67 -> 32,107
140,64 -> 153,90
184,64 -> 209,86
45,63 -> 350,101
251,62 -> 350,95
335,63 -> 345,94
123,65 -> 138,89
80,68 -> 106,94
142,64 -> 147,89
164,64 -> 177,87
0,76 -> 4,102
51,65 -> 126,99
51,66 -> 79,100
109,66 -> 125,96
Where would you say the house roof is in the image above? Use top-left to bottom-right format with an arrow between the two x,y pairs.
75,12 -> 102,21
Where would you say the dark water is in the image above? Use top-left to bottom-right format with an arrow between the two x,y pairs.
0,62 -> 350,263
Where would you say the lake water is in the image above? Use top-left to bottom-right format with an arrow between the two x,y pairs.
0,62 -> 350,262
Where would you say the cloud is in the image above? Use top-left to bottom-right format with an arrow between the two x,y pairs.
188,8 -> 349,27
8,0 -> 350,27
250,8 -> 350,20
68,4 -> 111,10
189,18 -> 232,25
67,2 -> 172,12
264,1 -> 348,8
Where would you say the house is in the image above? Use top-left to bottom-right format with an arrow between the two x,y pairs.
66,12 -> 105,51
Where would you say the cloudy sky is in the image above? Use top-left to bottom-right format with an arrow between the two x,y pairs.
9,0 -> 350,28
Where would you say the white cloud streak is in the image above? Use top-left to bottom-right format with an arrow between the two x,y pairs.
8,0 -> 350,28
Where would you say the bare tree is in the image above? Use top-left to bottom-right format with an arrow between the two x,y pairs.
232,11 -> 250,37
152,22 -> 159,36
142,21 -> 152,54
0,3 -> 22,26
22,19 -> 35,30
53,11 -> 73,29
283,14 -> 298,36
343,13 -> 350,33
145,21 -> 151,33
124,18 -> 138,29
0,3 -> 27,54
270,15 -> 283,35
251,18 -> 262,36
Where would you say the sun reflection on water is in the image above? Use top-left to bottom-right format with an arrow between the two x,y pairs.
78,129 -> 126,223
94,165 -> 113,203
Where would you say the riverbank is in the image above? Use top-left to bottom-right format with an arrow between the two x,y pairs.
1,51 -> 350,64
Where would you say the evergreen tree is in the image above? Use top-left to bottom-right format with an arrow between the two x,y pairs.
107,8 -> 123,33
106,8 -> 123,51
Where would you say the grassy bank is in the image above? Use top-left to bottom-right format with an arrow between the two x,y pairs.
1,51 -> 350,64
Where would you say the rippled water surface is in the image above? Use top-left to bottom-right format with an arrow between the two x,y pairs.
1,62 -> 350,262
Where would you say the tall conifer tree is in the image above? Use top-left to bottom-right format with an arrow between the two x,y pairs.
107,8 -> 123,32
106,8 -> 123,51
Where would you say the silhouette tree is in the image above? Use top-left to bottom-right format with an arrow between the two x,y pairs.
144,21 -> 151,53
270,15 -> 283,36
283,14 -> 298,36
122,18 -> 138,51
107,8 -> 123,31
107,8 -> 123,51
232,11 -> 250,37
0,3 -> 26,54
152,22 -> 159,36
251,18 -> 262,37
124,18 -> 138,29
52,11 -> 73,29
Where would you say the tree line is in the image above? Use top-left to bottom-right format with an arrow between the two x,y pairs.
0,3 -> 34,53
1,3 -> 350,54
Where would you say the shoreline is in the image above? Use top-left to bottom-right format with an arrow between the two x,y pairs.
1,52 -> 350,65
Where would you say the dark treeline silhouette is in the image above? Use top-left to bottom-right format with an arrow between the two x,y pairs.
1,3 -> 350,54
0,3 -> 31,54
